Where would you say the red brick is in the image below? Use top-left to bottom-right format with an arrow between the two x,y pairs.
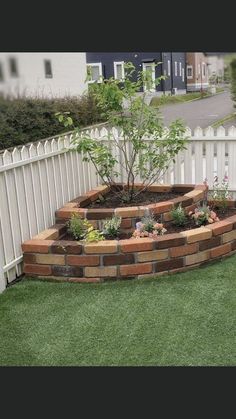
86,208 -> 114,220
170,243 -> 198,258
85,266 -> 117,277
55,208 -> 86,219
171,196 -> 193,208
120,238 -> 154,252
23,253 -> 36,263
232,240 -> 236,251
84,190 -> 100,201
24,264 -> 52,275
51,241 -> 82,254
206,220 -> 233,236
67,255 -> 100,266
199,236 -> 221,251
154,233 -> 185,249
103,254 -> 135,266
115,207 -> 140,218
50,223 -> 67,237
148,201 -> 173,214
210,243 -> 232,259
154,258 -> 184,272
120,219 -> 132,229
120,263 -> 152,276
22,240 -> 54,254
52,265 -> 83,277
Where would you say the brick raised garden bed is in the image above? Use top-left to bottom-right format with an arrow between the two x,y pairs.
22,182 -> 236,283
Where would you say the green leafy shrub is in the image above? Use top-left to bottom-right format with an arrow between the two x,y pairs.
170,204 -> 187,226
67,214 -> 92,240
85,228 -> 104,243
102,215 -> 122,238
0,93 -> 105,150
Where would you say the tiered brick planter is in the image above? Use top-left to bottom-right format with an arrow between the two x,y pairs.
22,182 -> 236,283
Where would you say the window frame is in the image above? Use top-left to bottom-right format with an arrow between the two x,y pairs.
202,62 -> 206,77
179,62 -> 182,77
113,61 -> 125,81
87,62 -> 103,83
167,60 -> 171,76
174,61 -> 178,77
44,59 -> 53,79
9,57 -> 18,77
187,65 -> 193,79
0,62 -> 4,82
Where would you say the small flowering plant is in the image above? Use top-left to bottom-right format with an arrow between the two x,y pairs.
209,175 -> 232,212
133,214 -> 167,238
189,205 -> 219,226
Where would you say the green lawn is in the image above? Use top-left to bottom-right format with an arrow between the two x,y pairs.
0,255 -> 236,366
150,88 -> 224,107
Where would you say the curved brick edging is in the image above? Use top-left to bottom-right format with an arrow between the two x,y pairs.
54,183 -> 207,233
22,208 -> 236,283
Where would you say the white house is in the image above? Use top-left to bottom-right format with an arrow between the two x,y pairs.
0,53 -> 88,98
205,53 -> 225,82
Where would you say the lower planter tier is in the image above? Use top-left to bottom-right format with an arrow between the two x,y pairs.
22,213 -> 236,283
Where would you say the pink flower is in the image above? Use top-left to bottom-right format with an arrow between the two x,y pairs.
188,211 -> 193,216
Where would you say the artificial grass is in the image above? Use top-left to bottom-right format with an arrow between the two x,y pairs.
0,255 -> 236,366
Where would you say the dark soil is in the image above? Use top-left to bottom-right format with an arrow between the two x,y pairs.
87,190 -> 184,208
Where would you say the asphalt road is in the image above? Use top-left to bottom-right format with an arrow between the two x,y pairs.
160,90 -> 234,130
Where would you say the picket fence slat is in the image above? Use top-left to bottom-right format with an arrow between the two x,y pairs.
1,125 -> 236,292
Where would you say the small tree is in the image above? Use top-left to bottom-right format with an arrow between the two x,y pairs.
57,62 -> 187,203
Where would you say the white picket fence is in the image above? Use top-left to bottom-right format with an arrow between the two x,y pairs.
1,124 -> 236,292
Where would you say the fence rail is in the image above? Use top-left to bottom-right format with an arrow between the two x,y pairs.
1,124 -> 236,292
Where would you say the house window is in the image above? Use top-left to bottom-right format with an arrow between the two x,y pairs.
44,60 -> 53,78
187,65 -> 193,78
87,63 -> 103,83
175,61 -> 178,76
198,64 -> 201,76
202,62 -> 206,77
167,60 -> 170,76
0,62 -> 4,82
179,62 -> 182,77
9,57 -> 18,77
114,61 -> 124,81
182,68 -> 185,82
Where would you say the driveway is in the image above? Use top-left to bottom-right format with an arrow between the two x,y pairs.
160,90 -> 234,130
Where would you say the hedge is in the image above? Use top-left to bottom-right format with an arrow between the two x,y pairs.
0,93 -> 106,150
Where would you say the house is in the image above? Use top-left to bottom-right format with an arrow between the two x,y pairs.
86,52 -> 187,97
0,53 -> 88,98
186,52 -> 209,92
204,53 -> 225,83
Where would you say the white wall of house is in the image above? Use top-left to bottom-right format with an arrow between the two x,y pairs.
207,55 -> 225,79
0,53 -> 88,98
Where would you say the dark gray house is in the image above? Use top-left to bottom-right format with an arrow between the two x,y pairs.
86,52 -> 187,95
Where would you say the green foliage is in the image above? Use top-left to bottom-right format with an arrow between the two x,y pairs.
209,175 -> 232,212
85,228 -> 104,243
67,214 -> 92,240
170,204 -> 187,226
140,214 -> 157,233
102,215 -> 122,238
60,61 -> 187,203
0,93 -> 105,150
